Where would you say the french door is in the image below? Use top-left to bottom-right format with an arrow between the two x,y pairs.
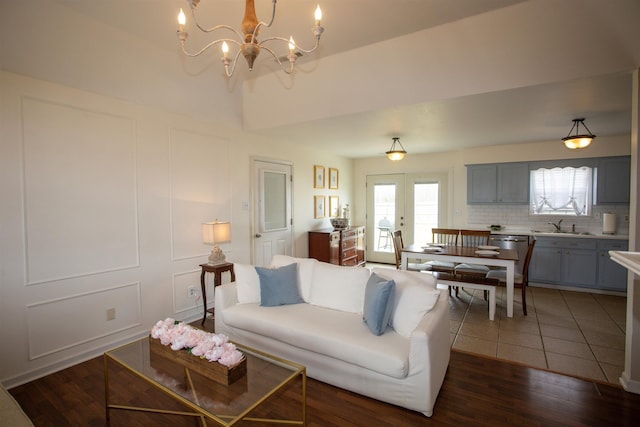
366,173 -> 447,264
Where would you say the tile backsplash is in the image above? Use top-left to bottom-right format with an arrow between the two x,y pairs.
467,204 -> 630,235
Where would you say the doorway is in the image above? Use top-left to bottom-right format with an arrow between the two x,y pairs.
252,159 -> 294,266
366,173 -> 447,264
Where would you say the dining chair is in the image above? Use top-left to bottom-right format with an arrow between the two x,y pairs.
425,228 -> 459,273
454,229 -> 492,277
392,230 -> 431,271
485,238 -> 536,315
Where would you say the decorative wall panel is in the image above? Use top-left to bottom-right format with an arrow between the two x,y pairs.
173,269 -> 203,314
169,128 -> 231,260
26,282 -> 141,359
22,98 -> 139,284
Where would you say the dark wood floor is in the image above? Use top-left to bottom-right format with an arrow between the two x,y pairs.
9,320 -> 640,426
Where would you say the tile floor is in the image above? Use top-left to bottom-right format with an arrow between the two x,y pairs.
367,263 -> 627,385
448,285 -> 626,385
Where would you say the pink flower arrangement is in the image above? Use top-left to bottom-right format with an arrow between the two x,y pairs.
150,318 -> 244,367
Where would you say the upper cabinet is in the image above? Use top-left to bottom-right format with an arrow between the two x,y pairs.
596,156 -> 630,204
467,162 -> 529,204
467,156 -> 631,206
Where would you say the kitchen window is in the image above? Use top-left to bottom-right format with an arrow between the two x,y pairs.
530,166 -> 592,216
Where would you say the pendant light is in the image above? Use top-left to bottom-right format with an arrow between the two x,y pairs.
386,137 -> 407,161
562,118 -> 596,149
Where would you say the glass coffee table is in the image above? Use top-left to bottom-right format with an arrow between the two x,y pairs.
104,337 -> 306,426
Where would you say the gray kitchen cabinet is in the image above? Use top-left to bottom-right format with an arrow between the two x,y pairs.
467,162 -> 529,204
529,243 -> 562,283
530,237 -> 607,290
561,246 -> 597,287
596,156 -> 630,204
597,239 -> 629,292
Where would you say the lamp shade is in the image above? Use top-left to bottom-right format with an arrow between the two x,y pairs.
202,221 -> 231,245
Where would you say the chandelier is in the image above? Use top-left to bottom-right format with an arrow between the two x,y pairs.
176,0 -> 324,77
562,118 -> 596,149
386,137 -> 407,161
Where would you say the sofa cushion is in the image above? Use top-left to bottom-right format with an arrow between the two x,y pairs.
256,263 -> 304,307
223,303 -> 410,379
270,255 -> 317,302
235,263 -> 261,304
309,262 -> 370,314
363,273 -> 395,336
372,268 -> 440,337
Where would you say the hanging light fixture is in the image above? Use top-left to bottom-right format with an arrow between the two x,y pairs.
386,137 -> 407,161
176,0 -> 324,77
562,118 -> 596,149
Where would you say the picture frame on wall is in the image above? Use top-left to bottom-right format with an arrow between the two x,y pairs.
314,165 -> 325,188
329,168 -> 339,190
314,195 -> 326,218
329,195 -> 340,217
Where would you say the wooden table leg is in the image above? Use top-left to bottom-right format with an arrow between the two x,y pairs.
200,268 -> 207,325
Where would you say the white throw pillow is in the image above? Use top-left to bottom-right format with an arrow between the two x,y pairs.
372,268 -> 440,337
270,255 -> 317,302
309,262 -> 371,314
234,263 -> 261,304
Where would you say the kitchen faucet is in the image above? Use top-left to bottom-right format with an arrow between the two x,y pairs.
548,219 -> 563,232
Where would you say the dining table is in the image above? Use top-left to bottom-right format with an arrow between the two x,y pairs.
401,244 -> 519,318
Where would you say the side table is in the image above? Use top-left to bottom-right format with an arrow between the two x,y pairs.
199,262 -> 235,326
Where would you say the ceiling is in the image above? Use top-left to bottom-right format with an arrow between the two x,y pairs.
5,0 -> 640,158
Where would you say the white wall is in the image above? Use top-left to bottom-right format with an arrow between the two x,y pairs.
0,71 -> 353,386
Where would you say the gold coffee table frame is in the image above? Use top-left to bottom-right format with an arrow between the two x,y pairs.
104,337 -> 306,426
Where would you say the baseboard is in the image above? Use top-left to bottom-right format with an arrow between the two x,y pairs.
620,372 -> 640,394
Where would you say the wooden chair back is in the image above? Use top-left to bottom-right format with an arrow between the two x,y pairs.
521,238 -> 537,286
432,228 -> 459,245
392,230 -> 404,269
459,229 -> 491,247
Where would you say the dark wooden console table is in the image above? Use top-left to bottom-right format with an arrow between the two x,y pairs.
199,262 -> 235,326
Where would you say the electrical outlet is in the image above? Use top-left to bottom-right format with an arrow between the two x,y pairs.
188,286 -> 197,298
106,307 -> 116,321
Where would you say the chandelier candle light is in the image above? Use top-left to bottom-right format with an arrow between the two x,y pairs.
177,0 -> 324,77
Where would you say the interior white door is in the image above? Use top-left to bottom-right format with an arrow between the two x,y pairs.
252,159 -> 293,266
365,174 -> 405,264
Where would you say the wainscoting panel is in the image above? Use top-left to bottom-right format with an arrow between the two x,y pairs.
169,128 -> 231,261
26,282 -> 142,360
22,97 -> 139,285
172,269 -> 203,314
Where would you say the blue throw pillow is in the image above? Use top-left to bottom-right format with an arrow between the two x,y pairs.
255,263 -> 303,307
363,273 -> 396,336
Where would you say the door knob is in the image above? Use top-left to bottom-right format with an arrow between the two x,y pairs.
255,233 -> 262,238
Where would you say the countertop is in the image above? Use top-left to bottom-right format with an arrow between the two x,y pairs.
487,228 -> 629,240
609,251 -> 640,275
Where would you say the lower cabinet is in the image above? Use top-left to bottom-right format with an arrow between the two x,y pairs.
309,226 -> 366,267
597,239 -> 629,292
530,237 -> 627,291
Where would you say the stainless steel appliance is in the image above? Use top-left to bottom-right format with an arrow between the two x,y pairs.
489,234 -> 530,274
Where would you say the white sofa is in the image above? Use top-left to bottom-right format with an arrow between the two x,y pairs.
214,255 -> 450,417
1,384 -> 34,427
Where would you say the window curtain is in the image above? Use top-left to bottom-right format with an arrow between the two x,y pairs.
530,167 -> 592,215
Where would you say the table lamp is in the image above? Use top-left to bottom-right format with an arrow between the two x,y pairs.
202,220 -> 231,265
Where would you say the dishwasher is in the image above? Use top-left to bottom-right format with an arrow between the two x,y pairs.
489,234 -> 530,274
